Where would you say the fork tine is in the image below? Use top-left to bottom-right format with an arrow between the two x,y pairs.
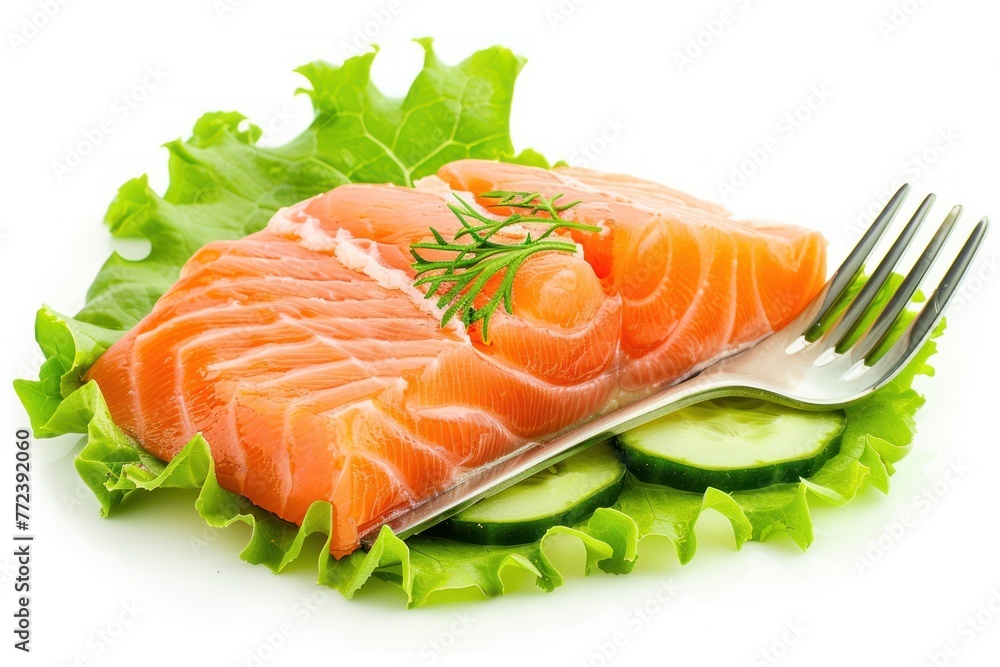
826,193 -> 937,352
862,217 -> 989,388
805,183 -> 910,334
849,205 -> 962,363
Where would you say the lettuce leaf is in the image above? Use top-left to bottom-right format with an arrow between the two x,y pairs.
14,42 -> 942,608
15,39 -> 535,431
29,344 -> 935,608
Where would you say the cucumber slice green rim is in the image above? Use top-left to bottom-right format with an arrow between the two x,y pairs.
616,398 -> 846,493
434,442 -> 627,546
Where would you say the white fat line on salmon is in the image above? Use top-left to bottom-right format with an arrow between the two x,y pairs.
299,218 -> 338,252
332,229 -> 471,341
265,203 -> 312,236
265,204 -> 470,339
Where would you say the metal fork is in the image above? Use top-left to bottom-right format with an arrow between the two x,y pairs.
360,185 -> 989,548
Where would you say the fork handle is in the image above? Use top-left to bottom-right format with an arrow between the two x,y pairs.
361,368 -> 760,547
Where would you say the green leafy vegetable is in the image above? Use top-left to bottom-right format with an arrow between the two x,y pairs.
82,39 -> 535,333
15,39 -> 539,432
411,191 -> 597,341
14,42 -> 943,608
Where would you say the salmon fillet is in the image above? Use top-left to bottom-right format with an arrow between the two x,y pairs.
85,160 -> 826,555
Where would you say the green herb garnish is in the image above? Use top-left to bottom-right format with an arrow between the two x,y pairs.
410,191 -> 598,342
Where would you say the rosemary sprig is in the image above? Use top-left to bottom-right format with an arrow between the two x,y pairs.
410,191 -> 598,343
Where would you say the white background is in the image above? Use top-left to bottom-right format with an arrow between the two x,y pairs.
2,1 -> 999,665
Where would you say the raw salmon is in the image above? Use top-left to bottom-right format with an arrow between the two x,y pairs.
85,160 -> 826,555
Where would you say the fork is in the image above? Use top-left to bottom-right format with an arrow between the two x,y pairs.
360,185 -> 989,547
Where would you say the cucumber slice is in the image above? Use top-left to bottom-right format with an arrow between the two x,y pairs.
436,442 -> 626,545
616,398 -> 845,492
